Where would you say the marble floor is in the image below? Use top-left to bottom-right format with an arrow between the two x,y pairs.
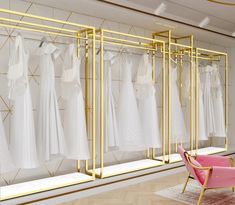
59,172 -> 189,205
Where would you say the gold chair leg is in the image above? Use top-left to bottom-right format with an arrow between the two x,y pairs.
232,187 -> 235,192
197,187 -> 205,205
182,173 -> 190,193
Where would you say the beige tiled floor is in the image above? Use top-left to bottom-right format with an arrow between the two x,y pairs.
60,172 -> 188,205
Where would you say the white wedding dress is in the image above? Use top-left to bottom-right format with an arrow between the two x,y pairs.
211,64 -> 226,137
202,65 -> 216,136
117,55 -> 145,151
198,75 -> 207,140
171,66 -> 188,143
0,113 -> 15,173
8,35 -> 39,169
136,54 -> 161,148
103,51 -> 119,152
61,44 -> 90,160
36,42 -> 66,162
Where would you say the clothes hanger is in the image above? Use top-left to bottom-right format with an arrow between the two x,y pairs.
39,36 -> 48,48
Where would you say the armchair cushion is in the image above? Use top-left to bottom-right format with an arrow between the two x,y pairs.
206,166 -> 235,188
189,156 -> 206,184
196,155 -> 231,167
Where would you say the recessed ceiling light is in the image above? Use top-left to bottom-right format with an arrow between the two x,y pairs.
199,17 -> 210,28
154,3 -> 167,15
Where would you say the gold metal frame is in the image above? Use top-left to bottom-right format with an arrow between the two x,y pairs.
87,29 -> 166,179
194,47 -> 228,154
153,30 -> 194,163
0,8 -> 96,201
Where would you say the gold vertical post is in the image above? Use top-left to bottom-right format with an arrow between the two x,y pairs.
152,45 -> 156,159
162,42 -> 166,162
179,50 -> 183,106
225,54 -> 228,150
84,31 -> 89,173
92,29 -> 96,179
190,35 -> 194,152
195,48 -> 199,153
77,32 -> 81,172
168,30 -> 171,163
100,30 -> 104,178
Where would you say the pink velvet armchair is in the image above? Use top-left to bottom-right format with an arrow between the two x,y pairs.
178,146 -> 234,205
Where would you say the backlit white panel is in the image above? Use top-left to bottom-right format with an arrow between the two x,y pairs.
0,173 -> 93,200
94,159 -> 164,177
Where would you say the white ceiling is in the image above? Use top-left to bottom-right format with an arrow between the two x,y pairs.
122,0 -> 235,35
20,0 -> 235,47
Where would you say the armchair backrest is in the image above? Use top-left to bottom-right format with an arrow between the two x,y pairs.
178,146 -> 205,184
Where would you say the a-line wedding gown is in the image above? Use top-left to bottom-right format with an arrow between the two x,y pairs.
36,42 -> 66,162
136,54 -> 161,148
117,54 -> 145,151
61,43 -> 90,160
8,34 -> 38,169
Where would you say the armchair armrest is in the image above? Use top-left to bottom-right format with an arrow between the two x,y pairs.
196,155 -> 232,167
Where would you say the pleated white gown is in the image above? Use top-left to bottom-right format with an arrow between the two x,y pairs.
103,52 -> 119,152
0,113 -> 15,173
37,43 -> 66,162
198,75 -> 207,140
211,64 -> 226,137
117,55 -> 145,152
61,44 -> 90,160
136,54 -> 161,148
8,35 -> 39,169
203,65 -> 216,136
171,67 -> 188,143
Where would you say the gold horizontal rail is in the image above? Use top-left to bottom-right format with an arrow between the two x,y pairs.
0,17 -> 77,33
0,8 -> 94,30
0,23 -> 87,40
102,29 -> 165,44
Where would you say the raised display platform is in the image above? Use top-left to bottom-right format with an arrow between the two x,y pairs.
92,159 -> 164,178
155,146 -> 227,163
0,173 -> 93,201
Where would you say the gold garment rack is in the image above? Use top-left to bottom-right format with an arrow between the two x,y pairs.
86,29 -> 166,179
194,47 -> 228,154
153,30 -> 194,163
0,8 -> 96,201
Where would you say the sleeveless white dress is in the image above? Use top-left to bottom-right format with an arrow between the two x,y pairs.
36,42 -> 66,162
198,75 -> 207,140
8,35 -> 39,169
136,54 -> 161,148
171,67 -> 188,143
183,65 -> 207,140
0,113 -> 15,173
211,64 -> 226,137
117,55 -> 145,151
61,44 -> 90,160
202,65 -> 216,136
103,52 -> 119,152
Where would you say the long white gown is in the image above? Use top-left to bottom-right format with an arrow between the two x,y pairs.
103,51 -> 119,152
136,54 -> 161,148
36,42 -> 66,162
171,66 -> 188,143
117,55 -> 145,152
61,44 -> 90,160
211,64 -> 226,137
202,65 -> 216,136
8,35 -> 39,169
0,113 -> 15,173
